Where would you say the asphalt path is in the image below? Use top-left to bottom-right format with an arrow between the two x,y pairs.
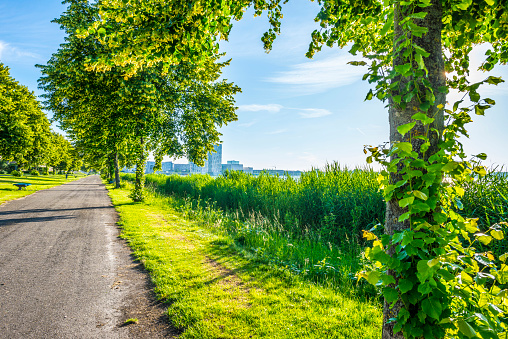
0,175 -> 169,339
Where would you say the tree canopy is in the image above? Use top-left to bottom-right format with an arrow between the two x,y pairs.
0,63 -> 52,169
39,0 -> 240,199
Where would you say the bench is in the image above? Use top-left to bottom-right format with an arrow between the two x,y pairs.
13,183 -> 31,190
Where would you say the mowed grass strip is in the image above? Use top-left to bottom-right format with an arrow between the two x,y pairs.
0,173 -> 86,204
108,183 -> 382,339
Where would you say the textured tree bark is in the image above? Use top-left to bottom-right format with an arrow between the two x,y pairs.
133,136 -> 146,202
382,1 -> 446,338
114,150 -> 120,189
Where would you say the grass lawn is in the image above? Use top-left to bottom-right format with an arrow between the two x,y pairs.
107,182 -> 382,339
0,173 -> 87,205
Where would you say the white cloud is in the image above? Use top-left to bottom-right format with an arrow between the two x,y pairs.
238,120 -> 257,127
298,108 -> 332,119
266,54 -> 366,93
0,40 -> 39,60
238,104 -> 283,112
266,129 -> 287,135
0,41 -> 8,59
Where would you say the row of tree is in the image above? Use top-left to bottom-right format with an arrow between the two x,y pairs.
0,63 -> 81,174
38,0 -> 239,199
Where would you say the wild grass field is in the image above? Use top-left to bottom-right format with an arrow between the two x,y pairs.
0,173 -> 87,204
114,165 -> 508,337
107,182 -> 382,338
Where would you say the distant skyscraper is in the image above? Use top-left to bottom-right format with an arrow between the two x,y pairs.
189,144 -> 222,176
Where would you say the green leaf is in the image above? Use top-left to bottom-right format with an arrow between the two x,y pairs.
491,229 -> 504,240
366,271 -> 381,285
396,142 -> 412,153
485,0 -> 494,5
383,287 -> 399,303
461,271 -> 473,285
441,161 -> 458,172
437,86 -> 448,93
392,232 -> 404,244
398,279 -> 413,293
469,90 -> 480,102
476,233 -> 492,245
457,319 -> 476,338
413,190 -> 428,201
365,89 -> 373,101
399,196 -> 414,208
476,153 -> 488,160
500,253 -> 508,263
422,298 -> 442,319
415,53 -> 425,70
398,212 -> 411,222
413,44 -> 430,57
419,101 -> 431,111
456,0 -> 472,10
397,122 -> 416,136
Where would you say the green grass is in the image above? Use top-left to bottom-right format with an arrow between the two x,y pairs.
107,182 -> 382,338
0,173 -> 87,204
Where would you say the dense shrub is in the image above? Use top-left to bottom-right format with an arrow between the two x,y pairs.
41,168 -> 49,175
11,170 -> 21,177
30,169 -> 39,176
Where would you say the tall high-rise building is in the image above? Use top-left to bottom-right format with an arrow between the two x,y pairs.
189,144 -> 222,176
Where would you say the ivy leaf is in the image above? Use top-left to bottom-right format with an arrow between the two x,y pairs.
422,298 -> 442,319
399,196 -> 414,208
398,279 -> 413,293
461,271 -> 473,285
476,233 -> 493,245
419,101 -> 431,111
441,161 -> 458,172
366,271 -> 381,285
396,142 -> 412,153
491,229 -> 504,240
456,0 -> 472,10
415,53 -> 425,70
397,122 -> 416,136
413,190 -> 428,201
457,319 -> 476,338
383,287 -> 399,303
392,232 -> 404,244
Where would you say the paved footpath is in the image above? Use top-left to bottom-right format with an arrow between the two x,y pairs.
0,176 -> 172,339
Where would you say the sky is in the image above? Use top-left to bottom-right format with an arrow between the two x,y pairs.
1,1 -> 508,171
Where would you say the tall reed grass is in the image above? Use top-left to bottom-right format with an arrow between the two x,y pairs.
143,162 -> 385,246
460,169 -> 508,255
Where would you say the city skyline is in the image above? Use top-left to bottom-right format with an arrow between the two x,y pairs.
2,1 -> 508,171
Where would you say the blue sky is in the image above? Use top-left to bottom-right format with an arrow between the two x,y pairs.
1,1 -> 507,171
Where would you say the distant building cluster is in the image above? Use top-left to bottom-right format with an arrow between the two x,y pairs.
122,144 -> 302,177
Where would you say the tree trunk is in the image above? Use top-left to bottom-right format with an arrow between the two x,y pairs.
114,151 -> 120,189
132,136 -> 146,202
382,1 -> 445,338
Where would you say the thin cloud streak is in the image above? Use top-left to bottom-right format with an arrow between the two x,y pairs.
266,129 -> 287,135
298,108 -> 332,119
0,40 -> 40,60
266,55 -> 366,93
238,104 -> 283,112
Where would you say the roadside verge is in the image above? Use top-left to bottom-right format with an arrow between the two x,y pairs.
106,182 -> 382,339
